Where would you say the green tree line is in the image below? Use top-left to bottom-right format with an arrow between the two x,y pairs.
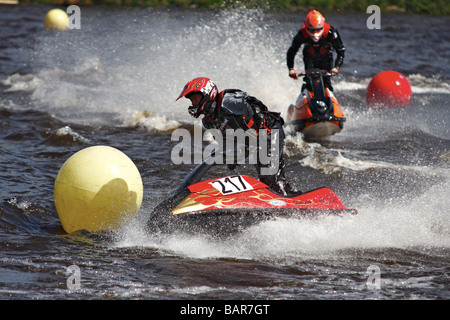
18,0 -> 450,15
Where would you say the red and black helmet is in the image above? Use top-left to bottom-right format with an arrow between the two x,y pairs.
176,77 -> 218,118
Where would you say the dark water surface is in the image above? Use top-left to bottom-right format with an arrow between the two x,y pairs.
0,4 -> 449,302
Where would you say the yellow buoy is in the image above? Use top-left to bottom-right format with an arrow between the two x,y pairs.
54,146 -> 144,234
44,8 -> 68,31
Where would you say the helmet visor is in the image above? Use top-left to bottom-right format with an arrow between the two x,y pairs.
307,27 -> 323,34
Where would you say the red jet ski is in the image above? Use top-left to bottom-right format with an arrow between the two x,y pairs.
286,69 -> 346,139
147,157 -> 357,237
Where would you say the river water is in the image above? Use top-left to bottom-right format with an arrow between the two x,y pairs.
0,3 -> 449,303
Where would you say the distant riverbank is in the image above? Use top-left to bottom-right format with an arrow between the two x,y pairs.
13,0 -> 450,15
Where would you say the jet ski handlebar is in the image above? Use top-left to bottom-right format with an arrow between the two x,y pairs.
294,69 -> 333,77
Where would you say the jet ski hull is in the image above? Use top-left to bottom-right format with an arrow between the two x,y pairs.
166,207 -> 356,236
148,174 -> 357,237
286,90 -> 345,139
286,69 -> 346,139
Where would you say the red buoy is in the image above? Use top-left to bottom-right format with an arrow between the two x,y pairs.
366,71 -> 412,109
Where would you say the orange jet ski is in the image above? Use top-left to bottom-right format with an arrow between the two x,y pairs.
286,69 -> 346,139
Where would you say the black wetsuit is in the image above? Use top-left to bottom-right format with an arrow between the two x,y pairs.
202,89 -> 296,195
287,23 -> 345,91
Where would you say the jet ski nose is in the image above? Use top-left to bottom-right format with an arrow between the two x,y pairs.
316,100 -> 327,112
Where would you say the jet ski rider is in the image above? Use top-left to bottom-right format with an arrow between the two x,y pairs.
177,77 -> 297,196
287,10 -> 345,92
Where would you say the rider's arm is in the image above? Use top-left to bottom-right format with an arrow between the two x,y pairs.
329,26 -> 345,69
286,29 -> 306,70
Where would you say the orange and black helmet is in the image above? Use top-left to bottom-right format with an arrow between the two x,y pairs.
305,10 -> 325,42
